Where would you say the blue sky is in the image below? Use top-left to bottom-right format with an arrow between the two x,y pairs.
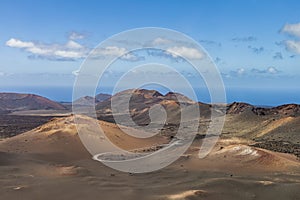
1,0 -> 300,104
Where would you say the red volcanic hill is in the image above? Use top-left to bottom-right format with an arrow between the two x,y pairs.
227,102 -> 300,117
0,92 -> 66,112
95,89 -> 211,125
253,104 -> 300,117
226,102 -> 254,114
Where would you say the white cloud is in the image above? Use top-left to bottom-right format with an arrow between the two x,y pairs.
266,67 -> 279,74
6,38 -> 34,48
166,46 -> 204,60
93,46 -> 127,57
199,39 -> 222,47
6,38 -> 87,60
284,40 -> 300,54
226,67 -> 280,78
281,23 -> 300,37
280,23 -> 300,55
54,50 -> 83,59
152,37 -> 171,45
27,46 -> 52,55
121,53 -> 144,61
6,36 -> 176,62
237,68 -> 246,75
91,46 -> 144,61
66,40 -> 84,49
227,68 -> 246,77
69,31 -> 85,40
251,67 -> 279,74
5,38 -> 142,61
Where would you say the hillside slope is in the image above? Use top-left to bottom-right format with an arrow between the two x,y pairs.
0,93 -> 66,112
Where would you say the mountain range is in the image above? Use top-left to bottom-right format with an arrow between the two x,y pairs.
0,89 -> 299,158
0,89 -> 299,200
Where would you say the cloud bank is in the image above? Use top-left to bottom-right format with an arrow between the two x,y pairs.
6,37 -> 144,62
226,67 -> 280,78
166,46 -> 204,60
6,38 -> 86,61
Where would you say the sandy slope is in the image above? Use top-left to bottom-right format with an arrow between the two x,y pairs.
0,115 -> 300,200
0,115 -> 168,157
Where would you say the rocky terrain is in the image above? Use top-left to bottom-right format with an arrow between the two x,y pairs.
0,115 -> 53,138
0,89 -> 300,199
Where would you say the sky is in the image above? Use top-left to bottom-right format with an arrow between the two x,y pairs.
0,0 -> 300,105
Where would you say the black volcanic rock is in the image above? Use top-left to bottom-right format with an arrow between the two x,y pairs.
0,93 -> 66,111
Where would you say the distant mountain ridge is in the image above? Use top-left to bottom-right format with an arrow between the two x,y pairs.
227,102 -> 300,117
1,90 -> 300,118
96,89 -> 300,116
95,89 -> 300,125
0,92 -> 66,112
96,89 -> 214,125
73,93 -> 112,106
